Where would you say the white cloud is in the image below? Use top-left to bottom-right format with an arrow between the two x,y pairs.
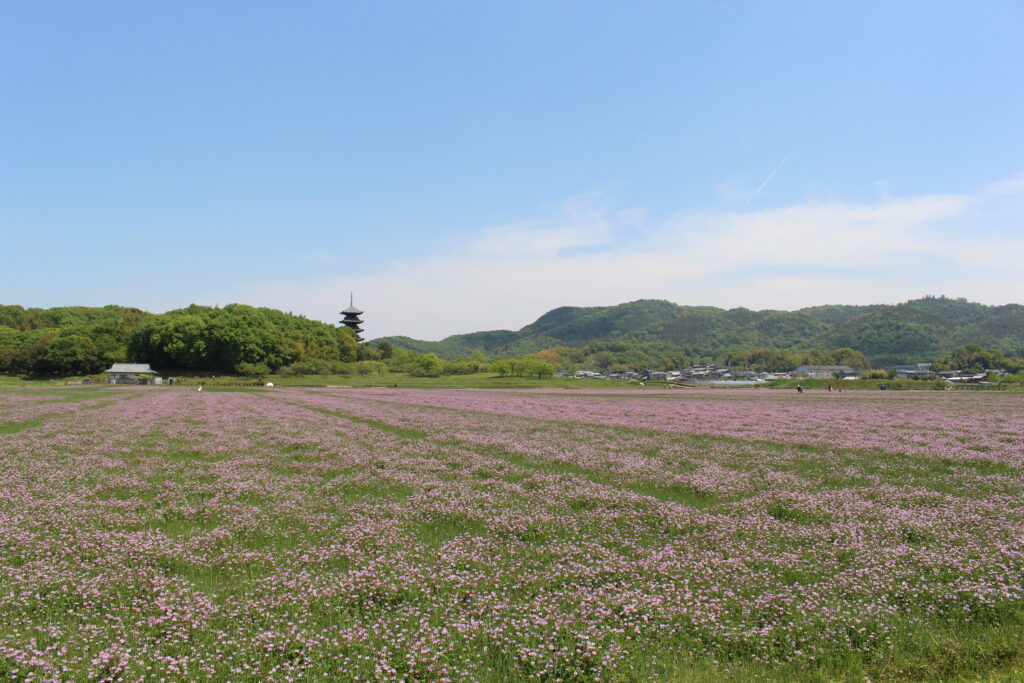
210,178 -> 1024,341
469,195 -> 613,257
986,174 -> 1024,198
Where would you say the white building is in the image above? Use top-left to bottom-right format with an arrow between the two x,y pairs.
105,363 -> 158,385
792,365 -> 857,379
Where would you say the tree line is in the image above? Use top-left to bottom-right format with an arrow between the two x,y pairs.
2,303 -> 1021,380
0,304 -> 364,377
374,296 -> 1024,367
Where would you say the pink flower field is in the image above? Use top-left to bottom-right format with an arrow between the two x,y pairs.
1,386 -> 1023,681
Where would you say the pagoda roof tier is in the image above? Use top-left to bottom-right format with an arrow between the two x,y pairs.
342,305 -> 363,315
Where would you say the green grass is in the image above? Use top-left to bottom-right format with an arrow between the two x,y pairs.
603,608 -> 1024,683
198,386 -> 270,393
0,417 -> 46,434
163,448 -> 224,463
289,402 -> 430,439
4,386 -> 1024,681
412,513 -> 490,546
151,516 -> 223,538
0,386 -> 114,398
12,370 -> 1008,391
0,375 -> 67,387
463,442 -> 732,509
271,371 -> 637,389
0,375 -> 112,387
335,480 -> 416,501
152,370 -> 637,389
764,377 -> 944,391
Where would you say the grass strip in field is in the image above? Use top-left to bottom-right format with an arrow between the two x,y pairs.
463,442 -> 730,508
11,389 -> 124,406
317,394 -> 1020,508
78,400 -> 120,411
0,417 -> 46,434
78,392 -> 148,411
284,401 -> 429,439
200,386 -> 270,393
408,396 -> 1021,491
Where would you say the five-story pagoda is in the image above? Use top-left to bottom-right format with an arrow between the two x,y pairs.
340,294 -> 364,341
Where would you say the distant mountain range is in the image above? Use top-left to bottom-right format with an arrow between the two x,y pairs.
374,296 -> 1024,365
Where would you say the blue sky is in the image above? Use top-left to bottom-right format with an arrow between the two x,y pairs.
2,1 -> 1022,339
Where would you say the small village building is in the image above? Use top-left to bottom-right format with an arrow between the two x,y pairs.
890,364 -> 937,380
941,371 -> 989,384
793,365 -> 858,379
105,363 -> 158,385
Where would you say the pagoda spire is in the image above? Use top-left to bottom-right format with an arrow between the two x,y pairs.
340,293 -> 364,341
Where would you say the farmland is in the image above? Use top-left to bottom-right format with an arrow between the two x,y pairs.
2,386 -> 1023,681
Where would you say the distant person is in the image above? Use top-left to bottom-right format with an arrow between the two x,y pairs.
796,384 -> 804,393
828,384 -> 832,393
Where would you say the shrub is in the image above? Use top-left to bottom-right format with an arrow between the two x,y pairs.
277,358 -> 353,376
442,360 -> 478,375
409,353 -> 444,377
236,362 -> 271,377
861,369 -> 891,380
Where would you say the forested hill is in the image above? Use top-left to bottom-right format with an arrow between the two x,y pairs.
374,296 -> 1024,365
4,296 -> 1022,376
0,303 -> 359,376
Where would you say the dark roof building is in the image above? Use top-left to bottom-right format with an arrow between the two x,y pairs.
340,294 -> 364,341
792,365 -> 858,379
105,363 -> 158,385
889,364 -> 937,380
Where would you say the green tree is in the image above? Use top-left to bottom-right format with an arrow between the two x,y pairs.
943,344 -> 1004,372
0,326 -> 28,373
236,362 -> 271,377
37,335 -> 103,376
589,351 -> 613,371
336,327 -> 359,363
523,358 -> 554,378
490,358 -> 514,377
831,347 -> 871,369
861,369 -> 892,380
465,349 -> 488,372
411,353 -> 444,377
205,305 -> 288,371
129,313 -> 209,369
362,360 -> 388,377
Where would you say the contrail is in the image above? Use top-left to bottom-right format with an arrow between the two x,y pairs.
750,149 -> 796,201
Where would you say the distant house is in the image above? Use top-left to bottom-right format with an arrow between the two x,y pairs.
890,364 -> 937,380
942,371 -> 989,384
105,363 -> 158,385
793,365 -> 857,379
